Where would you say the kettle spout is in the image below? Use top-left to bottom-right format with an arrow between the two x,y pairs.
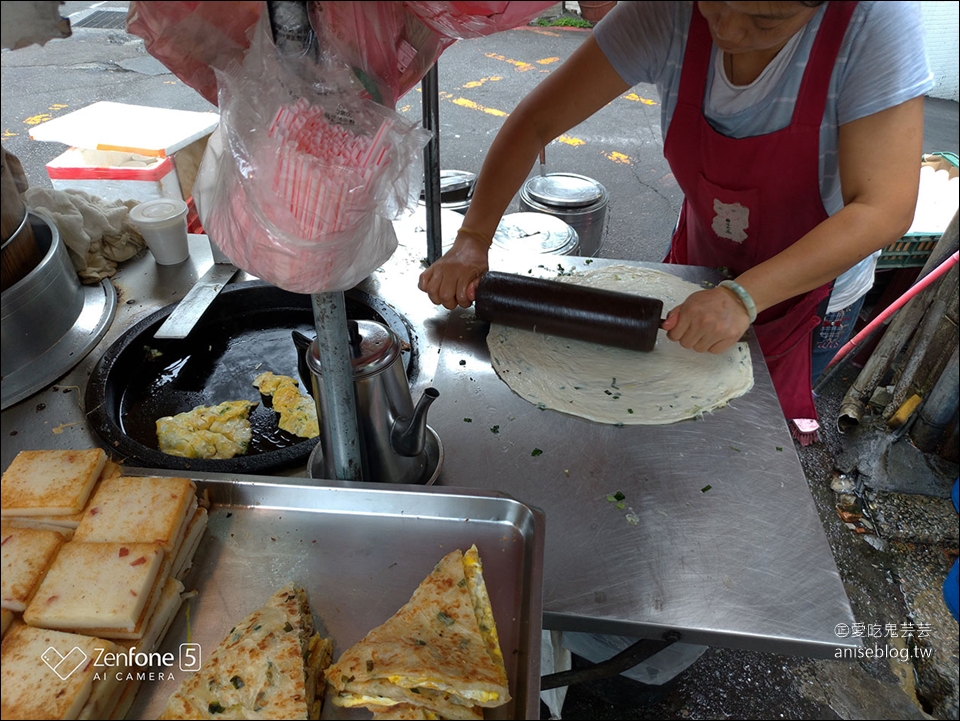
391,387 -> 440,457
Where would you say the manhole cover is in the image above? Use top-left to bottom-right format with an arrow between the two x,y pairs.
71,9 -> 128,30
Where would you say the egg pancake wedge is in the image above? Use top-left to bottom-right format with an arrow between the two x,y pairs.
158,583 -> 333,720
326,545 -> 510,718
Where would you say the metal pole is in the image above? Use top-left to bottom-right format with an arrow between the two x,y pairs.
910,343 -> 959,454
265,2 -> 361,480
312,291 -> 363,480
421,63 -> 443,264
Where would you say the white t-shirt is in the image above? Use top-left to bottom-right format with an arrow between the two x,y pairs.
594,1 -> 934,312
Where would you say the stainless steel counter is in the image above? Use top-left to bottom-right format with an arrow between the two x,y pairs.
0,233 -> 858,662
430,289 -> 857,658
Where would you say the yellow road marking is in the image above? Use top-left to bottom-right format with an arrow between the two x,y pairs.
49,103 -> 68,110
526,28 -> 561,37
429,84 -> 636,172
3,129 -> 17,138
484,52 -> 535,72
537,57 -> 561,65
606,151 -> 632,164
623,92 -> 657,105
463,76 -> 503,89
451,97 -> 508,117
24,113 -> 52,125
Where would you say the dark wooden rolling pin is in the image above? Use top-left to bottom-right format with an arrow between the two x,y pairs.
474,271 -> 664,352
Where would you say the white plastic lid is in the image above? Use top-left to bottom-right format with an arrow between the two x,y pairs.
29,102 -> 219,155
130,198 -> 188,225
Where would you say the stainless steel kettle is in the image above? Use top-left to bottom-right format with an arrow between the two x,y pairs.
305,320 -> 439,484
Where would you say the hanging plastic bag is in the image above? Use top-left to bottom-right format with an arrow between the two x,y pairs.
126,1 -> 262,107
197,7 -> 431,294
309,1 -> 555,106
405,2 -> 559,40
128,2 -> 555,110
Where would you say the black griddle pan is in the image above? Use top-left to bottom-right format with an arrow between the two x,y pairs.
85,281 -> 416,474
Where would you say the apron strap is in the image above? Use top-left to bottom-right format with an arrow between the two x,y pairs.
793,2 -> 858,127
675,4 -> 713,109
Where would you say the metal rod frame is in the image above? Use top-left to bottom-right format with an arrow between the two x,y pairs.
540,636 -> 677,690
312,291 -> 363,480
421,63 -> 443,265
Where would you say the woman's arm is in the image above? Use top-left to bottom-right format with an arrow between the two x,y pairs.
663,95 -> 925,352
418,34 -> 632,309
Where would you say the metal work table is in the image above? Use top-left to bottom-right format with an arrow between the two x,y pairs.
0,233 -> 859,667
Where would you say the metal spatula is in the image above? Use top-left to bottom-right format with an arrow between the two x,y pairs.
153,236 -> 238,339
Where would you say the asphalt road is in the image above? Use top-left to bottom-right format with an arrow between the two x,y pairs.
3,1 -> 681,264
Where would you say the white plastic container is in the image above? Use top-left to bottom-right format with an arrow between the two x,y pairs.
30,101 -> 219,204
130,198 -> 190,265
46,148 -> 181,204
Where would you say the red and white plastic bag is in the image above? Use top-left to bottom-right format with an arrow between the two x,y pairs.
196,9 -> 430,294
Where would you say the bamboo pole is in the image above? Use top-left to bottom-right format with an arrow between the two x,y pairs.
882,264 -> 959,420
910,343 -> 959,457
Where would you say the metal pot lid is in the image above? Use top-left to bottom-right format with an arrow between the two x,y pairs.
393,206 -> 464,253
420,170 -> 477,200
525,173 -> 604,208
439,169 -> 476,194
349,320 -> 400,378
492,213 -> 579,255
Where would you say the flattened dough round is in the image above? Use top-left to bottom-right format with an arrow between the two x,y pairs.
487,265 -> 754,425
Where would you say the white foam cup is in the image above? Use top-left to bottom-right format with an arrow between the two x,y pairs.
130,198 -> 190,265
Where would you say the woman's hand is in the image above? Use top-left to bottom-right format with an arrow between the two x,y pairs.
418,232 -> 490,309
660,286 -> 752,353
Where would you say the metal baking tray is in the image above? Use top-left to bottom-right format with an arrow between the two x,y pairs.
126,472 -> 546,720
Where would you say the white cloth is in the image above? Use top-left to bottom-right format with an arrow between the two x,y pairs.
23,187 -> 145,284
539,630 -> 570,719
561,631 -> 708,686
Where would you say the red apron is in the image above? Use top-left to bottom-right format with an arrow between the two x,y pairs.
663,2 -> 856,420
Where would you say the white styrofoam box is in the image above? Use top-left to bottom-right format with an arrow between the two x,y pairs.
46,148 -> 182,204
29,102 -> 219,156
30,102 -> 219,203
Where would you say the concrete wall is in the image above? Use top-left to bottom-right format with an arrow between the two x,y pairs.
921,1 -> 960,102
